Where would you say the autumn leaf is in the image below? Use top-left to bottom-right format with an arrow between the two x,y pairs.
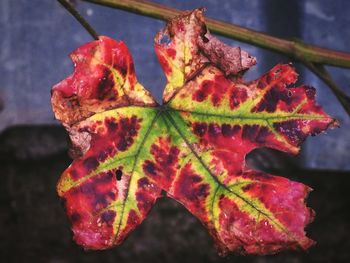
52,9 -> 338,255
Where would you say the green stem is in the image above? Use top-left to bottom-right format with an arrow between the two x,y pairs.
58,0 -> 99,40
82,0 -> 350,69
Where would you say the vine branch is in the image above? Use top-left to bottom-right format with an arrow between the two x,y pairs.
83,0 -> 350,68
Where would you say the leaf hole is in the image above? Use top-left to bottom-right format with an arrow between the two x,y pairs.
159,34 -> 171,45
115,169 -> 123,181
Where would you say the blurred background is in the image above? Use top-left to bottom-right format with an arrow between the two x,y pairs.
0,0 -> 349,262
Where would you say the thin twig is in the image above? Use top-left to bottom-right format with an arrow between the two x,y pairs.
304,62 -> 350,115
58,0 -> 99,40
82,0 -> 350,69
